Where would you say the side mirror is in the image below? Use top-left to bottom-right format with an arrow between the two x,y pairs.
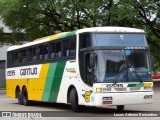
89,52 -> 96,68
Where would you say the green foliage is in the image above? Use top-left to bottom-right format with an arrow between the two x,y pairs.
0,85 -> 5,89
0,0 -> 160,71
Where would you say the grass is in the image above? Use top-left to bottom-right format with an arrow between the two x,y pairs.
0,85 -> 5,89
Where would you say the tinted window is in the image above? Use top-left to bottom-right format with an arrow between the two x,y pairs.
19,49 -> 27,64
92,33 -> 148,46
50,43 -> 56,59
62,39 -> 69,57
69,38 -> 76,57
7,52 -> 12,66
43,45 -> 48,60
79,33 -> 91,49
55,42 -> 61,58
38,45 -> 48,61
13,51 -> 18,65
38,46 -> 43,60
33,47 -> 38,61
28,47 -> 38,62
28,48 -> 32,62
62,38 -> 76,57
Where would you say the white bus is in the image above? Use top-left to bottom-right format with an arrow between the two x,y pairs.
6,27 -> 153,112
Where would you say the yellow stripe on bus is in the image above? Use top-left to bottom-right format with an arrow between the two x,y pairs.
144,83 -> 152,87
49,32 -> 68,41
6,63 -> 50,101
32,32 -> 68,42
6,79 -> 28,98
28,63 -> 50,101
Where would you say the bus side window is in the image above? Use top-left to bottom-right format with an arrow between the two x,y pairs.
13,51 -> 18,65
43,45 -> 48,60
80,33 -> 91,49
38,46 -> 43,60
7,52 -> 12,66
19,50 -> 27,64
22,50 -> 27,64
28,48 -> 32,62
69,38 -> 76,57
55,42 -> 61,58
63,39 -> 69,57
50,43 -> 55,59
32,47 -> 38,61
18,51 -> 23,64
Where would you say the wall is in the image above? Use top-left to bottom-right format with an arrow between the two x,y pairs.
0,61 -> 5,87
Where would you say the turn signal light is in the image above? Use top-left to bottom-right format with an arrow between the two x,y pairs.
96,88 -> 102,92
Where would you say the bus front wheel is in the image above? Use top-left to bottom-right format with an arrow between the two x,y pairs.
22,88 -> 30,106
117,105 -> 125,110
70,89 -> 84,112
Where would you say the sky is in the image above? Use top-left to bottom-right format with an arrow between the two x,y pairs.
0,18 -> 12,33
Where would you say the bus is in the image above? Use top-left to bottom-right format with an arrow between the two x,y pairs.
6,27 -> 153,112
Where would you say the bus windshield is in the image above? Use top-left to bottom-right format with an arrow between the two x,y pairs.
95,50 -> 152,82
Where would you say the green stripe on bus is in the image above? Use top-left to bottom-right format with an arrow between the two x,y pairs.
66,30 -> 77,37
127,83 -> 144,87
58,30 -> 77,39
42,63 -> 57,101
136,83 -> 144,87
127,84 -> 137,87
48,61 -> 66,102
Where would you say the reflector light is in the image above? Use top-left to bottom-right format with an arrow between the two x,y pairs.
102,101 -> 112,104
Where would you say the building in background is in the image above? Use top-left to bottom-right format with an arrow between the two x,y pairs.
0,19 -> 11,87
0,45 -> 10,87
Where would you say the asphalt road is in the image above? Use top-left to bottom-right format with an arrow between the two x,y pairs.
0,87 -> 160,120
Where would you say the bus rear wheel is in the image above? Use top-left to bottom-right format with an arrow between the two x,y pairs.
117,105 -> 125,110
16,88 -> 23,105
70,89 -> 84,112
22,88 -> 30,106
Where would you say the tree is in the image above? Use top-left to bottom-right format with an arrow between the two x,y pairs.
105,0 -> 160,71
0,0 -> 121,40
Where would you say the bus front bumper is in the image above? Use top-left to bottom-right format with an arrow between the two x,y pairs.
94,91 -> 153,107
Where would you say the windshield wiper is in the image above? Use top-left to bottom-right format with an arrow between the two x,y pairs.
112,68 -> 125,86
112,64 -> 143,86
128,64 -> 143,83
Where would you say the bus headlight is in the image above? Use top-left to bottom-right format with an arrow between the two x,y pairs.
96,88 -> 102,92
102,87 -> 111,92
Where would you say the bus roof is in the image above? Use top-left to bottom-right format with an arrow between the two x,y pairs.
7,30 -> 77,51
77,26 -> 144,34
7,27 -> 144,51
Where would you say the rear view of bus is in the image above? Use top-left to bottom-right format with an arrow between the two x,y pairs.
77,27 -> 153,111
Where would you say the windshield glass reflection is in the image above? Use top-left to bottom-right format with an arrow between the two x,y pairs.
95,50 -> 151,82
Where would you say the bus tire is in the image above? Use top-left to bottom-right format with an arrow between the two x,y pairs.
16,88 -> 23,105
70,89 -> 84,112
22,88 -> 30,106
117,105 -> 124,110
